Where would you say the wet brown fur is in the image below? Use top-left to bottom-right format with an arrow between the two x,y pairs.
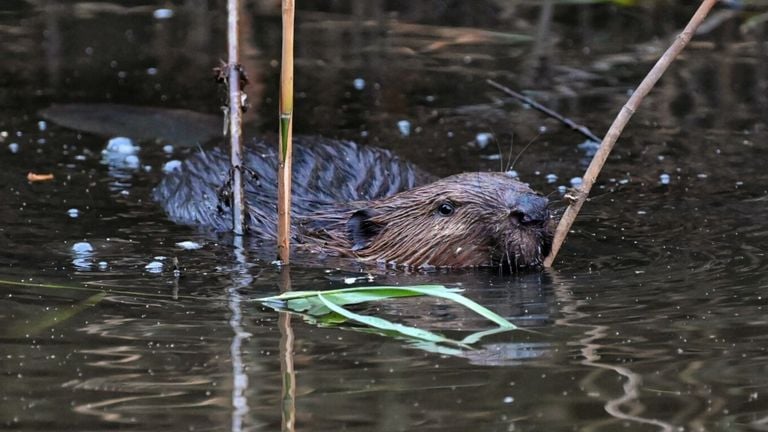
153,138 -> 552,269
297,172 -> 553,268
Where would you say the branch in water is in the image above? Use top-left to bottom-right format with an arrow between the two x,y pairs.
487,78 -> 602,144
543,0 -> 719,267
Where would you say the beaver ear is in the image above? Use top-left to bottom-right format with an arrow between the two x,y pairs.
347,209 -> 384,251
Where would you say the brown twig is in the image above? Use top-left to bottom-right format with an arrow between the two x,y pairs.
277,0 -> 295,263
544,0 -> 719,267
226,0 -> 245,235
487,79 -> 602,144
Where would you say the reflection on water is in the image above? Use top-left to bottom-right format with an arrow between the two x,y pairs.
1,0 -> 768,431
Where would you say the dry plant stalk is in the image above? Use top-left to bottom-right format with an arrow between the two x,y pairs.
277,0 -> 296,263
227,0 -> 245,235
544,0 -> 719,267
487,79 -> 602,144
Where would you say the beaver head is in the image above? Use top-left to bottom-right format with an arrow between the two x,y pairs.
300,172 -> 553,269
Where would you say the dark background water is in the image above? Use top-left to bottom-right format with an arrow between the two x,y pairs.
2,1 -> 768,431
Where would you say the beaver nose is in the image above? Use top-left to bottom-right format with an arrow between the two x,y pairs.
509,193 -> 549,225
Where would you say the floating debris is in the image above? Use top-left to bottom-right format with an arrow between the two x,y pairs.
27,172 -> 54,182
660,173 -> 671,185
353,78 -> 365,90
67,208 -> 80,218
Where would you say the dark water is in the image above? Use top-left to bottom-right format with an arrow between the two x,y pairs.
2,1 -> 768,431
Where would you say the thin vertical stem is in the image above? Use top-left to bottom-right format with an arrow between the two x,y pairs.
227,0 -> 245,235
277,0 -> 295,263
278,269 -> 295,432
229,237 -> 251,432
544,0 -> 719,267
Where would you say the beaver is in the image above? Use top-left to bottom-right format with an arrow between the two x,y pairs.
154,136 -> 553,269
41,103 -> 553,269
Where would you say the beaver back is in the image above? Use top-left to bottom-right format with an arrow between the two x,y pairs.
152,136 -> 433,236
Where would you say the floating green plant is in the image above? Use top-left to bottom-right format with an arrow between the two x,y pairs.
258,285 -> 518,348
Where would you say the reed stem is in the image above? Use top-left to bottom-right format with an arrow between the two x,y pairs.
226,0 -> 245,235
277,0 -> 296,263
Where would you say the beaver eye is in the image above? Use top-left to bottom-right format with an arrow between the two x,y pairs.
437,201 -> 456,217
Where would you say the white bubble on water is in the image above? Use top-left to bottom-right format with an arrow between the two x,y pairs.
105,137 -> 138,155
145,261 -> 164,273
397,120 -> 411,137
71,242 -> 93,253
163,160 -> 182,173
176,241 -> 202,250
71,241 -> 94,270
153,8 -> 174,19
124,154 -> 140,168
474,132 -> 493,149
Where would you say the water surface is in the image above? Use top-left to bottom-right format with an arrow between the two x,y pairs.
1,1 -> 768,431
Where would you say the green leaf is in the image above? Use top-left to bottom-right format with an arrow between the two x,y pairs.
385,286 -> 516,329
316,291 -> 469,348
257,285 -> 519,348
258,285 -> 456,316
